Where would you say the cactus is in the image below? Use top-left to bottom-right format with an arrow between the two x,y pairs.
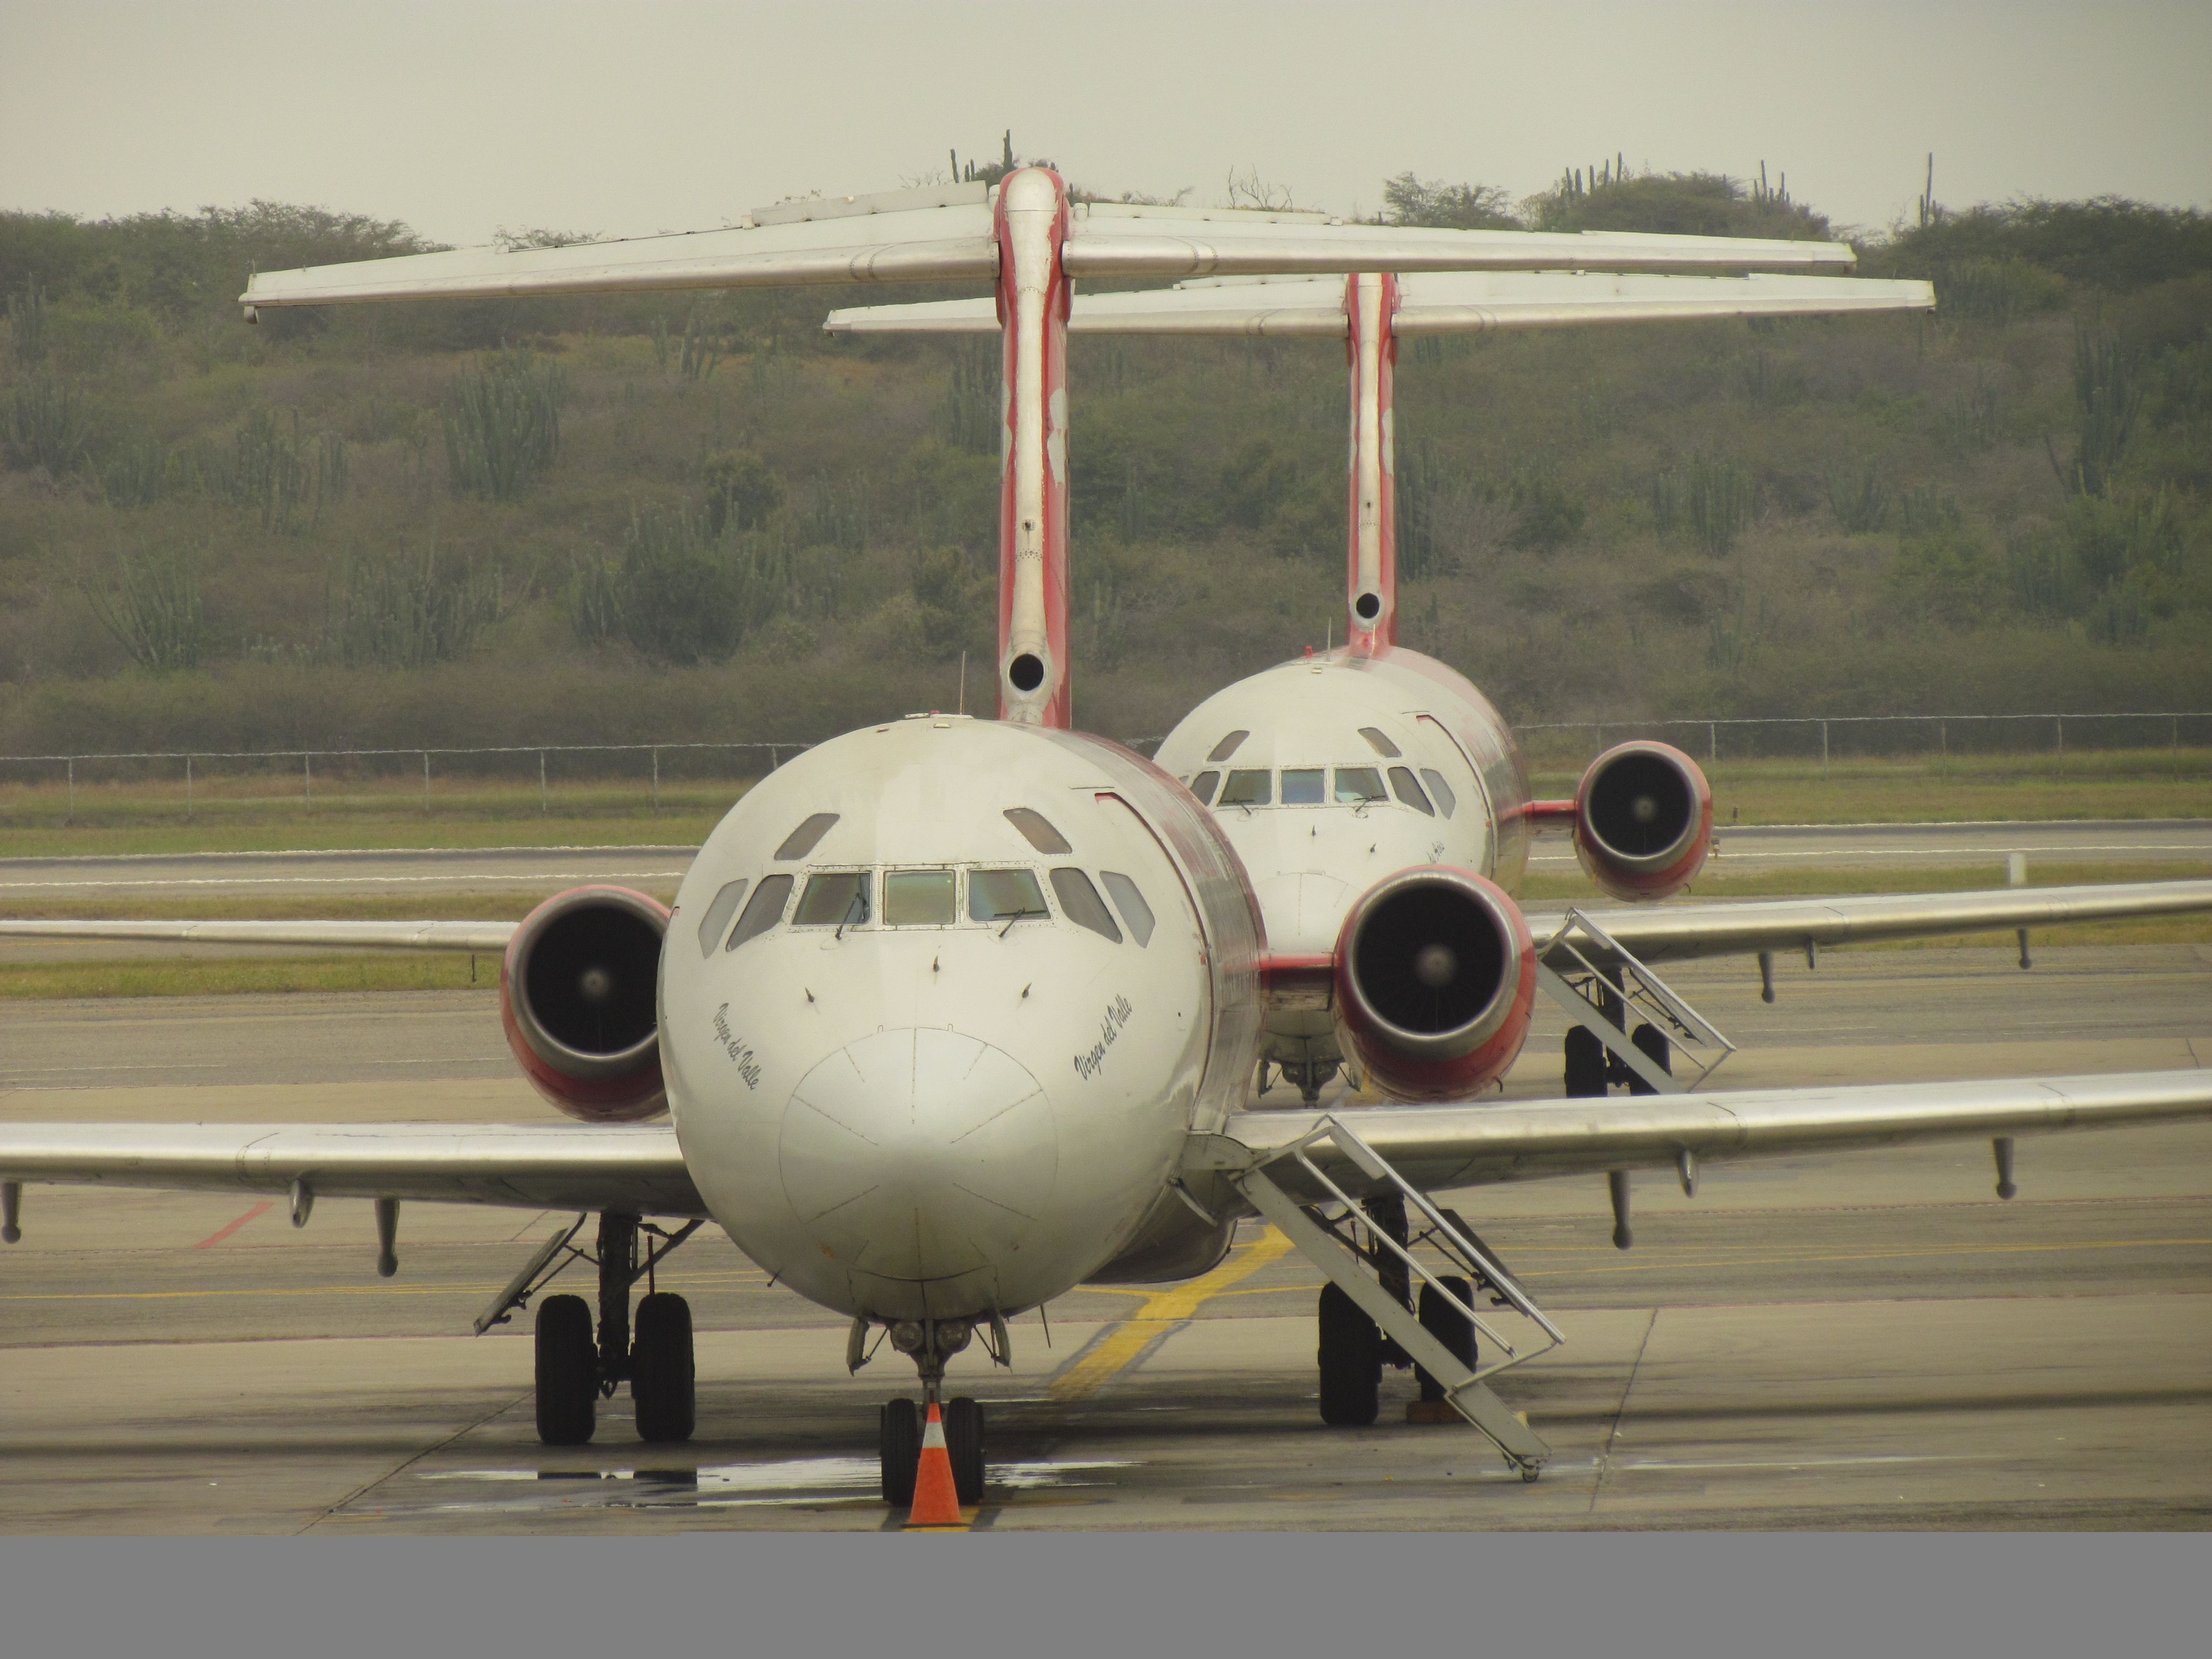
6,278 -> 50,367
85,541 -> 203,671
443,351 -> 565,501
1825,459 -> 1890,533
6,374 -> 97,474
325,533 -> 515,668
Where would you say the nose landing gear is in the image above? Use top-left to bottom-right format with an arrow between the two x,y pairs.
870,1318 -> 993,1506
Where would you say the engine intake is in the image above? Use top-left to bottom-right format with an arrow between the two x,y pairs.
500,886 -> 670,1123
1333,867 -> 1536,1102
1574,741 -> 1712,901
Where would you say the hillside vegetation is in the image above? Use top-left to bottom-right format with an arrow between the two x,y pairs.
2,160 -> 2208,757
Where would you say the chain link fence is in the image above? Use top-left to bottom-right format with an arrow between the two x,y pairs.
1,714 -> 2205,824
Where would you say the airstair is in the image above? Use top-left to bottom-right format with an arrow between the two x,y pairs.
1537,908 -> 1735,1093
1229,1115 -> 1565,1479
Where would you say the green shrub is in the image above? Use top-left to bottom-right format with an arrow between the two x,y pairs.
574,505 -> 793,665
702,449 -> 785,535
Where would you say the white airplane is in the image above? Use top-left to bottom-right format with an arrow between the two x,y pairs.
4,172 -> 2210,1503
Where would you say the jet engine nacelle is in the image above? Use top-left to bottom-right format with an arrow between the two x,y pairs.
500,886 -> 670,1123
1572,741 -> 1713,902
1332,867 -> 1536,1103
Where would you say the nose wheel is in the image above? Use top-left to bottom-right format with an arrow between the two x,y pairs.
878,1395 -> 985,1506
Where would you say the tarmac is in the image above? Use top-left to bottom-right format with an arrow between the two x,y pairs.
2,943 -> 2207,1533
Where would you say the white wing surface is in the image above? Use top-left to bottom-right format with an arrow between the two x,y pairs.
240,187 -> 1854,312
0,1121 -> 701,1215
826,270 -> 1932,338
0,919 -> 515,952
1523,878 -> 2212,965
1192,1069 -> 2212,1196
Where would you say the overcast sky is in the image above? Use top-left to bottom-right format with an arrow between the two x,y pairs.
8,2 -> 2206,246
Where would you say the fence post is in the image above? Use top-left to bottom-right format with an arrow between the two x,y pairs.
304,754 -> 312,808
422,752 -> 431,815
769,745 -> 779,771
651,748 -> 660,816
2173,715 -> 2180,751
186,755 -> 193,822
1708,721 -> 1717,764
2055,716 -> 2063,757
539,751 -> 548,816
65,758 -> 73,827
1820,721 -> 1828,774
1940,721 -> 1947,762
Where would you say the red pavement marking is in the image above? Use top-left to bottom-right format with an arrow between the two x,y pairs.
193,1201 -> 273,1249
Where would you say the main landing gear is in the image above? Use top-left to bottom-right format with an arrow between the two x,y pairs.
1313,1194 -> 1481,1426
523,1212 -> 701,1446
1563,1022 -> 1670,1097
865,1317 -> 998,1506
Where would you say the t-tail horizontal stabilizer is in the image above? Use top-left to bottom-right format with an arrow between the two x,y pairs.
824,270 -> 1935,337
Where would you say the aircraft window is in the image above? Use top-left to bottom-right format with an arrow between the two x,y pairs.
695,879 -> 750,957
1003,807 -> 1072,855
1389,766 -> 1435,816
726,873 -> 794,951
1358,727 -> 1402,758
1100,871 -> 1155,947
1219,769 -> 1272,807
884,869 -> 956,926
1189,770 -> 1220,805
1280,768 -> 1325,805
795,870 -> 872,928
1420,768 -> 1458,818
970,868 -> 1050,924
1050,869 -> 1122,943
1334,767 -> 1387,804
1207,731 -> 1250,763
774,812 -> 840,861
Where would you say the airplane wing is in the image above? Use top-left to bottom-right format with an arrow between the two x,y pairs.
0,1121 -> 702,1215
0,919 -> 515,951
825,270 -> 1932,337
239,185 -> 1854,313
1522,878 -> 2212,965
1191,1069 -> 2212,1196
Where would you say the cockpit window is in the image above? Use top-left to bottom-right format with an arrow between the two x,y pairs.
774,813 -> 840,861
795,870 -> 871,927
1359,726 -> 1402,758
970,868 -> 1050,924
1219,769 -> 1272,807
1188,770 -> 1220,805
726,873 -> 794,950
1334,766 -> 1387,804
696,879 -> 749,957
884,869 -> 956,926
1207,731 -> 1250,763
1281,768 -> 1324,805
1389,766 -> 1435,816
1420,768 -> 1458,818
1003,807 -> 1072,855
1050,869 -> 1122,943
1100,871 -> 1155,946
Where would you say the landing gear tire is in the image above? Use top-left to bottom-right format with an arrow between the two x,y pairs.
1564,1026 -> 1606,1097
1316,1283 -> 1382,1426
1628,1023 -> 1671,1096
945,1396 -> 986,1505
879,1398 -> 919,1506
630,1292 -> 696,1443
1414,1276 -> 1476,1401
534,1293 -> 597,1447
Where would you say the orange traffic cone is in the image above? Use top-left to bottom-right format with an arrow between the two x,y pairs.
906,1401 -> 964,1526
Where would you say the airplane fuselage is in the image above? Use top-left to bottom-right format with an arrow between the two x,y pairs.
658,714 -> 1264,1324
1153,644 -> 1533,1090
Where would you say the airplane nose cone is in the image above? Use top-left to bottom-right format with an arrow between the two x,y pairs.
778,1028 -> 1055,1283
